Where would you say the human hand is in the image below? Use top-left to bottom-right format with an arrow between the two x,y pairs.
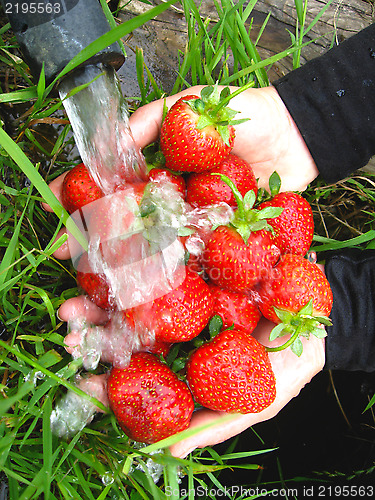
169,316 -> 325,457
47,85 -> 323,454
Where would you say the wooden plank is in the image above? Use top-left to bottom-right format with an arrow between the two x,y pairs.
118,0 -> 375,173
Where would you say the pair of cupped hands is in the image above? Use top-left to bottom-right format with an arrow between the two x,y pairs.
44,85 -> 324,458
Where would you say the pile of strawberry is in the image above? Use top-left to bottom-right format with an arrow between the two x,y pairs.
61,86 -> 333,445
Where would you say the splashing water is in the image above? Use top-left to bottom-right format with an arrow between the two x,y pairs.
24,370 -> 46,385
50,385 -> 97,438
65,311 -> 158,370
54,65 -> 191,436
101,472 -> 115,486
53,63 -> 235,438
59,65 -> 188,310
50,373 -> 109,438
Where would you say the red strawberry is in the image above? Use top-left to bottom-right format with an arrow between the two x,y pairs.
76,252 -> 113,310
259,253 -> 332,322
141,339 -> 172,358
258,192 -> 314,256
108,352 -> 194,444
86,183 -> 146,244
186,329 -> 276,413
79,181 -> 187,311
258,253 -> 333,356
129,266 -> 214,343
209,283 -> 261,333
62,162 -> 103,213
202,175 -> 281,292
74,186 -> 150,311
148,167 -> 186,198
121,312 -> 172,358
203,226 -> 280,292
160,86 -> 246,173
186,154 -> 257,208
87,311 -> 172,367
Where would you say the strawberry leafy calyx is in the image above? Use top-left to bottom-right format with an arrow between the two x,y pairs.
256,170 -> 283,204
266,299 -> 332,357
213,173 -> 283,243
208,314 -> 235,339
209,314 -> 224,339
185,84 -> 248,146
143,142 -> 166,170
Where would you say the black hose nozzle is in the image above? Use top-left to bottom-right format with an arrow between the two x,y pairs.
1,0 -> 125,84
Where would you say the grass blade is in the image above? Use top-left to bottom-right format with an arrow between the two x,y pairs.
42,396 -> 53,500
0,198 -> 26,288
0,87 -> 37,103
0,339 -> 108,413
313,230 -> 375,251
0,126 -> 87,250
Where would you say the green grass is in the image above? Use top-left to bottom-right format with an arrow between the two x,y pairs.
0,0 -> 374,498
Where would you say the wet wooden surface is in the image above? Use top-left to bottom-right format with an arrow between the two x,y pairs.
117,0 -> 374,88
117,0 -> 375,173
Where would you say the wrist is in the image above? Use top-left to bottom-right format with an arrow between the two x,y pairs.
270,85 -> 320,189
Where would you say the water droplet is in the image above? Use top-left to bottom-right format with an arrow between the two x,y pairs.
336,89 -> 345,97
312,76 -> 318,82
24,370 -> 46,385
50,389 -> 96,438
307,252 -> 317,264
101,472 -> 114,486
134,448 -> 165,483
363,79 -> 373,87
369,48 -> 375,58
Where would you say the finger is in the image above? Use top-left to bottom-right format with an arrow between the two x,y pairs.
169,404 -> 277,458
77,373 -> 110,411
129,101 -> 164,150
52,221 -> 89,260
64,330 -> 84,356
58,295 -> 109,325
42,172 -> 67,212
51,228 -> 71,260
269,336 -> 326,392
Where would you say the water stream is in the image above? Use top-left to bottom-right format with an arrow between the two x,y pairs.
58,63 -> 148,195
53,64 -> 159,435
57,65 -> 233,320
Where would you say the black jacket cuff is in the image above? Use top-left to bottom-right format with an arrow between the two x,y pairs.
324,249 -> 375,372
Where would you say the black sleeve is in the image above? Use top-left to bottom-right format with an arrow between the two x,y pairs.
273,24 -> 375,183
323,249 -> 375,372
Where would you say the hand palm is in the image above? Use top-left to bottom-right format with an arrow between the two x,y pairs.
169,318 -> 325,457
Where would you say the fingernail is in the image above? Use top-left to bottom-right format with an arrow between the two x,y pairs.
56,308 -> 63,321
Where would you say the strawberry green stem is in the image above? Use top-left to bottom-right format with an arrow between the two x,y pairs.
211,173 -> 245,218
266,324 -> 303,353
